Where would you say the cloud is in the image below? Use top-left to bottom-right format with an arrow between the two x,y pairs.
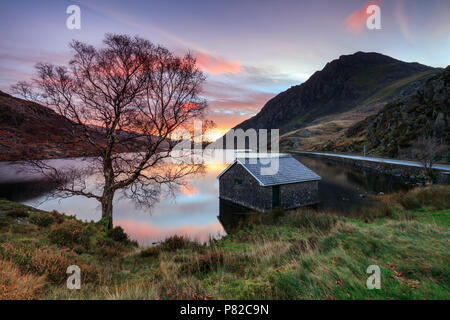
196,52 -> 241,75
345,1 -> 380,34
199,63 -> 308,130
0,46 -> 73,91
395,0 -> 415,43
0,50 -> 71,66
202,79 -> 274,126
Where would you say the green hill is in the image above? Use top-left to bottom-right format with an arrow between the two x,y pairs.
321,66 -> 450,157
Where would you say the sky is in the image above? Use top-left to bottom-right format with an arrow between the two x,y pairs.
1,0 -> 449,139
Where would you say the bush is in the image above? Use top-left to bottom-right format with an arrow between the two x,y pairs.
390,186 -> 450,210
0,242 -> 34,267
413,186 -> 450,210
50,210 -> 65,224
160,235 -> 192,251
396,192 -> 421,210
0,259 -> 46,299
48,220 -> 90,249
107,226 -> 129,243
30,247 -> 100,284
29,248 -> 79,284
0,242 -> 100,284
30,212 -> 55,227
96,245 -> 122,258
5,207 -> 29,218
140,246 -> 160,258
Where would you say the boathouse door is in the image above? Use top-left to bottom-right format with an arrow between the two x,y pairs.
272,185 -> 280,208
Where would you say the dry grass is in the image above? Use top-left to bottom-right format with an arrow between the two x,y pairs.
0,186 -> 449,300
383,185 -> 450,210
0,259 -> 46,300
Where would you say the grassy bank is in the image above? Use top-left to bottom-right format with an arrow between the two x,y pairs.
0,186 -> 449,300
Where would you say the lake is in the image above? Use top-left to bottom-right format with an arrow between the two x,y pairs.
0,151 -> 410,246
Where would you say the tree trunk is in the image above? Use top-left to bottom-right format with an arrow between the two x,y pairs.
101,191 -> 114,230
102,154 -> 115,230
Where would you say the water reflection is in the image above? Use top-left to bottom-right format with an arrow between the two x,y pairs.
0,152 -> 412,245
218,199 -> 254,234
293,155 -> 411,214
0,156 -> 229,246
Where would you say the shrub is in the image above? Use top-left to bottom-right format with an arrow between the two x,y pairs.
96,245 -> 122,258
5,207 -> 29,218
48,220 -> 90,249
160,235 -> 192,251
30,212 -> 55,227
50,210 -> 65,224
413,186 -> 450,209
0,242 -> 34,267
107,226 -> 129,243
396,192 -> 421,210
140,246 -> 160,258
0,259 -> 46,299
390,186 -> 450,210
11,223 -> 37,234
0,242 -> 100,284
29,247 -> 100,284
95,236 -> 116,248
29,248 -> 79,284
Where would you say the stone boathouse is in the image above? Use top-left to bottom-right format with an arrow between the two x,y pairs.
217,154 -> 321,212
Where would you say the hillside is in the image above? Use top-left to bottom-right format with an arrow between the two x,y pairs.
0,91 -> 144,161
0,91 -> 96,161
226,52 -> 441,149
1,185 -> 449,299
319,66 -> 450,157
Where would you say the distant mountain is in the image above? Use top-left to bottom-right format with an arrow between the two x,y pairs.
0,91 -> 148,161
0,91 -> 97,161
229,52 -> 441,139
324,65 -> 450,157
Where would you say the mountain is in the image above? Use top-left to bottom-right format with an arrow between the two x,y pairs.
0,90 -> 99,161
227,52 -> 441,147
323,65 -> 450,157
0,91 -> 170,162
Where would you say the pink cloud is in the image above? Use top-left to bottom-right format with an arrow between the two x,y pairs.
196,52 -> 241,75
345,1 -> 380,34
202,80 -> 274,129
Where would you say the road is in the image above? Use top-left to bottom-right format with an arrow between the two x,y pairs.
290,151 -> 450,172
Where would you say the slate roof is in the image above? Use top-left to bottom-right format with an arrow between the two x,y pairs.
217,154 -> 321,186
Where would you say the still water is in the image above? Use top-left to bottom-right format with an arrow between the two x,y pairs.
0,152 -> 410,246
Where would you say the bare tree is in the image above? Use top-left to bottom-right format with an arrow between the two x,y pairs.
13,34 -> 208,229
11,81 -> 40,101
409,135 -> 446,182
